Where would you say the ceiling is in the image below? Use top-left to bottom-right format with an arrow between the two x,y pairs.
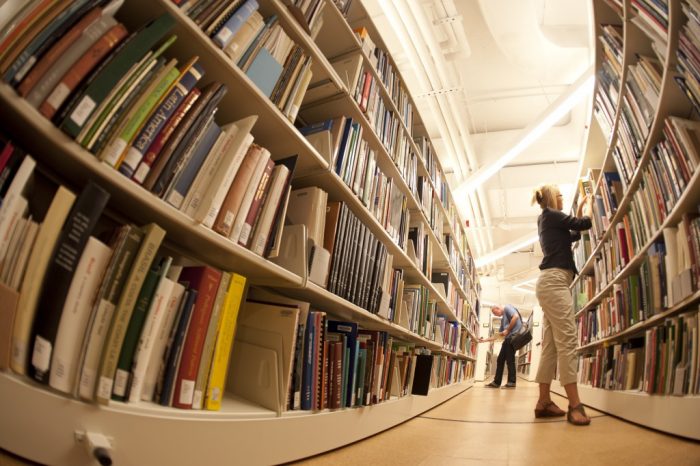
358,0 -> 596,310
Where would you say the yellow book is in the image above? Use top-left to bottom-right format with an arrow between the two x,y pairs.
204,273 -> 247,411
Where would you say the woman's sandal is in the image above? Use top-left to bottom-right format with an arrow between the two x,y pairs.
567,404 -> 591,426
534,401 -> 566,418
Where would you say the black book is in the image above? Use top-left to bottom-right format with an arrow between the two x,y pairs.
411,354 -> 433,396
28,181 -> 110,383
328,204 -> 349,294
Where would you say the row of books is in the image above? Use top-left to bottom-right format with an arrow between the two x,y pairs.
301,116 -> 410,249
322,52 -> 418,186
578,306 -> 699,396
1,3 -> 297,258
1,151 -> 474,415
593,25 -> 624,137
677,1 -> 700,114
611,55 -> 661,188
176,1 -> 317,121
575,116 -> 700,286
630,0 -> 669,45
0,149 -> 251,410
431,354 -> 472,389
354,27 -> 414,131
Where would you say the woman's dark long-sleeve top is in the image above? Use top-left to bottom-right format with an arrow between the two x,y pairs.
537,207 -> 592,273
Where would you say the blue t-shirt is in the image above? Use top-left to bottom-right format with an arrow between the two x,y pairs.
499,305 -> 522,338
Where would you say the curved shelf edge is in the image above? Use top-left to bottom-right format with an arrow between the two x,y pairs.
550,381 -> 700,441
0,372 -> 472,465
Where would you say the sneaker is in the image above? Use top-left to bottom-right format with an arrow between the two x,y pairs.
484,382 -> 500,388
501,383 -> 516,389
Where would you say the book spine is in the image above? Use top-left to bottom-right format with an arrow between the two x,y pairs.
191,271 -> 230,410
95,223 -> 165,404
172,266 -> 222,409
212,0 -> 259,49
126,274 -> 174,403
159,289 -> 197,406
60,13 -> 177,138
132,89 -> 201,185
5,0 -> 102,85
204,273 -> 246,411
39,24 -> 128,119
118,61 -> 205,178
139,280 -> 184,401
11,186 -> 75,376
102,65 -> 180,168
237,158 -> 274,247
111,267 -> 161,400
48,236 -> 112,394
165,122 -> 222,209
78,225 -> 143,400
16,6 -> 102,97
28,181 -> 110,384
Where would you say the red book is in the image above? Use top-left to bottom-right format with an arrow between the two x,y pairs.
172,265 -> 222,409
330,341 -> 342,409
238,158 -> 274,247
38,23 -> 127,119
132,89 -> 201,185
359,71 -> 372,112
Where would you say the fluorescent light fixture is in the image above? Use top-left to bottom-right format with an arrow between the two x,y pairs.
475,233 -> 539,268
512,277 -> 538,295
455,66 -> 595,196
480,300 -> 499,307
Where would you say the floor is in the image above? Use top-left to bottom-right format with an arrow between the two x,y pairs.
293,379 -> 700,466
1,380 -> 699,465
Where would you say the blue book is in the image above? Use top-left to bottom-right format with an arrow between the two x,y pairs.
213,0 -> 259,49
327,320 -> 358,407
166,120 -> 221,209
245,48 -> 283,98
159,289 -> 197,406
334,117 -> 353,174
299,118 -> 334,136
300,311 -> 316,410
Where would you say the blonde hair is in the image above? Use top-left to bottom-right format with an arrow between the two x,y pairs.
532,184 -> 559,210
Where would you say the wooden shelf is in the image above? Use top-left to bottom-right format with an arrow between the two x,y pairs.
551,380 -> 700,440
0,373 -> 473,465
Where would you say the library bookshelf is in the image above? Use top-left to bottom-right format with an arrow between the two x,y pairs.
561,0 -> 700,440
0,0 -> 480,464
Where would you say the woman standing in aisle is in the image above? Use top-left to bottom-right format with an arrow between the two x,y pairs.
531,184 -> 592,426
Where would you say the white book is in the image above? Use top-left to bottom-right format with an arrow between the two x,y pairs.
0,206 -> 27,283
141,281 -> 185,401
662,227 -> 678,305
186,116 -> 257,226
127,275 -> 175,403
228,147 -> 271,242
25,14 -> 118,108
49,237 -> 112,394
179,130 -> 229,213
0,155 -> 34,266
9,218 -> 39,290
250,164 -> 290,256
